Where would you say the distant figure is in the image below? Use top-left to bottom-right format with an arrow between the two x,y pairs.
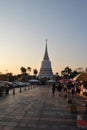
57,83 -> 62,96
52,83 -> 56,96
71,83 -> 75,96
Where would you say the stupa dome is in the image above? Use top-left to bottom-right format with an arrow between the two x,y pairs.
38,39 -> 53,79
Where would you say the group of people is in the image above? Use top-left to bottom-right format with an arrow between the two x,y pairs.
51,81 -> 76,97
51,82 -> 62,96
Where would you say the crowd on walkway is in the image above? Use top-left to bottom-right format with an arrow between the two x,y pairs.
50,80 -> 87,98
51,81 -> 76,97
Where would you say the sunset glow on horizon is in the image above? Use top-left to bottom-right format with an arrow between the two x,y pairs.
0,0 -> 87,75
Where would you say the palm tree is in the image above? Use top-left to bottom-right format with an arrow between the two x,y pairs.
20,67 -> 26,74
27,67 -> 31,75
33,69 -> 38,78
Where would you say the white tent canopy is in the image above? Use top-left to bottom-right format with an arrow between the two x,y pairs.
47,79 -> 56,83
28,79 -> 39,83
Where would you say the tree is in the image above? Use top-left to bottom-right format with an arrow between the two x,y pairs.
54,72 -> 61,81
7,73 -> 15,81
20,67 -> 26,74
27,67 -> 31,75
70,71 -> 79,79
33,69 -> 38,78
61,66 -> 72,78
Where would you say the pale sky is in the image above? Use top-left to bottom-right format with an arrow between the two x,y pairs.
0,0 -> 87,75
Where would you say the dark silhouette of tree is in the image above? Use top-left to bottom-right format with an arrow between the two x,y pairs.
54,72 -> 61,81
6,73 -> 14,81
27,67 -> 31,75
70,71 -> 79,79
20,67 -> 26,74
33,69 -> 38,78
0,73 -> 15,81
61,66 -> 72,78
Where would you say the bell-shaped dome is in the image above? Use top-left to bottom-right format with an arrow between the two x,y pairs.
41,60 -> 52,69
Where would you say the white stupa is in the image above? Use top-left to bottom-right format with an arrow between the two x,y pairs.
38,39 -> 53,79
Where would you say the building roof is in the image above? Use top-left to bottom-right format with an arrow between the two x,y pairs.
73,72 -> 87,81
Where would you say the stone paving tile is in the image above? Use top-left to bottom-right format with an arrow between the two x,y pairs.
0,127 -> 14,130
13,127 -> 34,130
0,122 -> 8,126
17,123 -> 27,128
0,127 -> 4,130
27,123 -> 37,128
0,86 -> 82,130
47,126 -> 78,130
6,122 -> 18,127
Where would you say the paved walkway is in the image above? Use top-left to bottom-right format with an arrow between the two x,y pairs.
0,85 -> 83,130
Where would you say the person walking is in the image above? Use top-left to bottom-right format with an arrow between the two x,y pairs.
57,83 -> 62,96
52,83 -> 56,96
